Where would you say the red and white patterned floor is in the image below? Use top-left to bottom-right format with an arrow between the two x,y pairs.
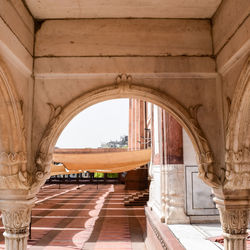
0,184 -> 146,250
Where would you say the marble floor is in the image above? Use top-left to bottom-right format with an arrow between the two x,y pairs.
169,224 -> 224,250
169,223 -> 250,250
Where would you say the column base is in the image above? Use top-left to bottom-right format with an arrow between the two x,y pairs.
165,207 -> 190,224
4,231 -> 29,250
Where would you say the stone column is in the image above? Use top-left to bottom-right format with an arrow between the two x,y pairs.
217,205 -> 249,250
163,112 -> 190,224
0,198 -> 36,250
164,164 -> 190,224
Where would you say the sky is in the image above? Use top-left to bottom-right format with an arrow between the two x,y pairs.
56,99 -> 129,148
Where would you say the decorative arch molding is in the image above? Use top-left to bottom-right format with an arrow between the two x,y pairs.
0,58 -> 28,189
225,57 -> 250,189
35,74 -> 221,189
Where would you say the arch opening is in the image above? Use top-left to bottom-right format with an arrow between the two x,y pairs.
35,76 -> 221,189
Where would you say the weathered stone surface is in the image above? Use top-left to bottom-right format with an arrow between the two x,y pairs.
216,16 -> 250,73
26,0 -> 221,19
34,56 -> 216,76
0,18 -> 33,74
0,1 -> 249,250
212,0 -> 250,55
163,164 -> 190,224
35,19 -> 213,57
0,0 -> 34,55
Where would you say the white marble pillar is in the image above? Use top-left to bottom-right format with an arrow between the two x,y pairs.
163,164 -> 190,224
218,206 -> 249,250
0,198 -> 35,250
148,164 -> 163,220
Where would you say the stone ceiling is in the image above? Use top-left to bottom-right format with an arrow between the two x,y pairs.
24,0 -> 222,19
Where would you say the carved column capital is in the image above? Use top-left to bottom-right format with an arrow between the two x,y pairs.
218,207 -> 249,235
1,208 -> 31,235
216,204 -> 249,250
0,198 -> 36,250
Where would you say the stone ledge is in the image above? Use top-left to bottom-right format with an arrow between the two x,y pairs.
144,206 -> 185,250
190,215 -> 220,224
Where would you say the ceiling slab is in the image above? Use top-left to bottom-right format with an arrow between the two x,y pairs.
25,0 -> 222,19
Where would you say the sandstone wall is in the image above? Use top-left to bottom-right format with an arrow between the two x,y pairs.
0,0 -> 34,170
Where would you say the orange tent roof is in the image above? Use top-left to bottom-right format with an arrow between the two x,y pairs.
53,149 -> 151,173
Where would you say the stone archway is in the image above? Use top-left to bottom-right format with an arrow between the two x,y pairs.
35,74 -> 221,189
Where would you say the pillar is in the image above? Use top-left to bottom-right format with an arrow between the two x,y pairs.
162,112 -> 189,224
214,188 -> 250,250
128,98 -> 147,150
217,206 -> 249,250
0,198 -> 35,250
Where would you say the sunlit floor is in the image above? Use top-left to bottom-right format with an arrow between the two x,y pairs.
0,184 -> 249,250
0,184 -> 146,250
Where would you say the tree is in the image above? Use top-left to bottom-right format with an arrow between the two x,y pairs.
100,135 -> 128,148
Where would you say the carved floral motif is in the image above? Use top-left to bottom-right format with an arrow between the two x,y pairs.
218,207 -> 249,235
0,152 -> 26,166
116,73 -> 132,84
1,207 -> 31,234
224,147 -> 250,189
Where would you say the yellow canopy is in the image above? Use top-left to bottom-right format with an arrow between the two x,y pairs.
53,149 -> 151,173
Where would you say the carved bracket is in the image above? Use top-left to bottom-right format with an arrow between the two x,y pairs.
32,103 -> 63,189
188,104 -> 221,188
115,74 -> 132,93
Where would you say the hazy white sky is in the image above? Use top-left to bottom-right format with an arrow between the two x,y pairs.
56,99 -> 129,148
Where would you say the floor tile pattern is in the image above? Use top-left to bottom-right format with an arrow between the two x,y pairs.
0,184 -> 146,250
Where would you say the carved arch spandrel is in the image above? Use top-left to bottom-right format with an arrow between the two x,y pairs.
225,57 -> 250,189
0,58 -> 28,189
35,74 -> 221,189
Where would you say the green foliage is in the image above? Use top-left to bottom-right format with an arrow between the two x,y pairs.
107,173 -> 118,178
94,172 -> 104,178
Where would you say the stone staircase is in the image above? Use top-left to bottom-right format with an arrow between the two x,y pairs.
124,190 -> 149,206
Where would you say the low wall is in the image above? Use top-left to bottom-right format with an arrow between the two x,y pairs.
144,207 -> 185,250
